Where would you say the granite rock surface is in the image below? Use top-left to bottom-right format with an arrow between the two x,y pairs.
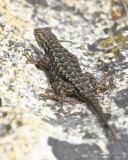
0,0 -> 128,160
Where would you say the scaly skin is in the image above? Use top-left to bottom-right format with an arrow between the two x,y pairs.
25,27 -> 116,139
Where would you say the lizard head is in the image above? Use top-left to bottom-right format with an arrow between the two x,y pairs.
34,27 -> 57,49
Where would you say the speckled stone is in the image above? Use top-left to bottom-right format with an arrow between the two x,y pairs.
0,0 -> 128,159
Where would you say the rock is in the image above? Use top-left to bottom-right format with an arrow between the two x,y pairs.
104,53 -> 115,59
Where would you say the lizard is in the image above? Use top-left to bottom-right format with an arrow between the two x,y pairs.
24,27 -> 116,139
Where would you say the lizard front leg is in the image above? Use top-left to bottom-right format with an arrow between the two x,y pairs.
24,53 -> 53,82
24,53 -> 50,70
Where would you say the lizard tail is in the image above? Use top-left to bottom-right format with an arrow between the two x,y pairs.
87,96 -> 117,140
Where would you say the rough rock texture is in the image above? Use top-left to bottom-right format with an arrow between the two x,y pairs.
0,0 -> 128,160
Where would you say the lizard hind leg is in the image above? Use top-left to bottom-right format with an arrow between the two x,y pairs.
51,80 -> 75,107
51,81 -> 66,107
51,81 -> 65,106
40,80 -> 77,106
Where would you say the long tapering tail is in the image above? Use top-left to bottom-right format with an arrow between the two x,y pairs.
88,95 -> 116,139
79,90 -> 116,139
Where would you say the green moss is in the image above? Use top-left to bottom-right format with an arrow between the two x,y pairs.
96,32 -> 128,57
114,33 -> 128,43
97,36 -> 114,47
111,46 -> 119,56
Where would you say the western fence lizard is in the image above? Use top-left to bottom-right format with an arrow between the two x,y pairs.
25,27 -> 116,139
